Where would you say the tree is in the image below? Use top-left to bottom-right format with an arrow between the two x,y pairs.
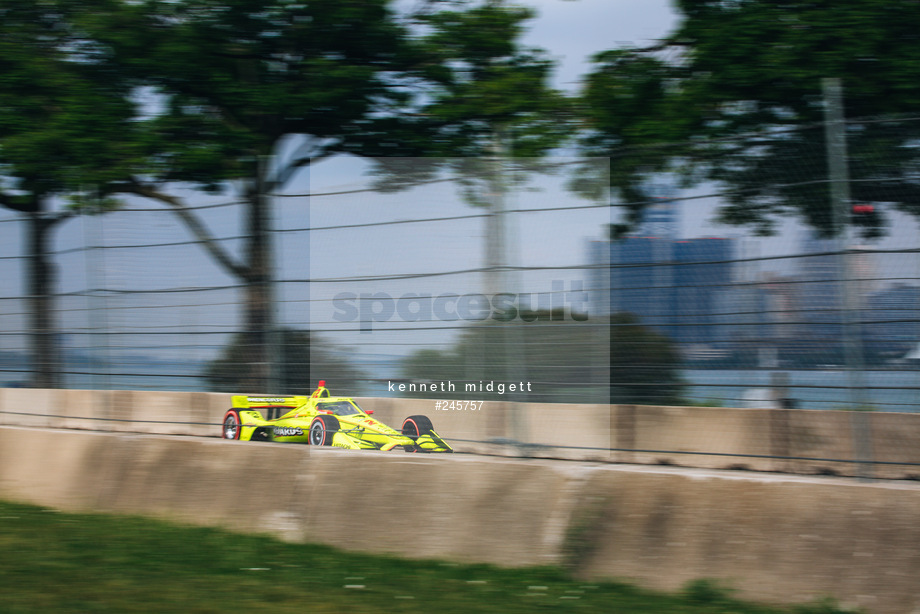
369,0 -> 573,189
1,0 -> 572,390
608,312 -> 684,406
367,1 -> 576,333
399,311 -> 683,405
0,0 -> 143,387
580,0 -> 920,238
204,328 -> 365,395
76,0 -> 429,391
400,310 -> 602,403
411,0 -> 572,158
86,0 -> 566,391
577,49 -> 698,238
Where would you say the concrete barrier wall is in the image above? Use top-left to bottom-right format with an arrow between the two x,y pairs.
0,388 -> 229,437
2,388 -> 920,477
1,426 -> 919,614
566,467 -> 920,613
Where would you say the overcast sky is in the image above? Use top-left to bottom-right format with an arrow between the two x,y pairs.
520,0 -> 678,89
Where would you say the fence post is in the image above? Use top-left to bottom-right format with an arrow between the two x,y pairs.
822,77 -> 874,480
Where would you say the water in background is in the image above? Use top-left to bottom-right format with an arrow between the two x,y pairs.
684,368 -> 920,412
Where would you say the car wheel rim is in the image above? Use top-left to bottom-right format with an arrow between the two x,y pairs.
310,422 -> 324,445
223,415 -> 238,439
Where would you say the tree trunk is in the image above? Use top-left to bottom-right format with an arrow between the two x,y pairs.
119,171 -> 279,393
241,166 -> 275,392
26,211 -> 61,389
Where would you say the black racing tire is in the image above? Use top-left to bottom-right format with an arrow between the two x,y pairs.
222,409 -> 242,440
309,415 -> 339,446
402,415 -> 450,453
402,415 -> 434,438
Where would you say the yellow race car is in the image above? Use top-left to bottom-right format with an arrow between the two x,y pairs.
220,380 -> 452,452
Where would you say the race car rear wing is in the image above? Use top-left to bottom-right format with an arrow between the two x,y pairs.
231,395 -> 309,409
230,381 -> 329,412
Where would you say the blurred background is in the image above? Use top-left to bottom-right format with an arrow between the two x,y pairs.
1,0 -> 919,412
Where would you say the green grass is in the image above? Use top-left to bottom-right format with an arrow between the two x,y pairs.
0,500 -> 857,613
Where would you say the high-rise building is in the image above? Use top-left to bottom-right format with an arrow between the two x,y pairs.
673,238 -> 734,345
797,232 -> 842,337
633,198 -> 679,240
589,235 -> 735,346
865,284 -> 920,351
796,230 -> 877,342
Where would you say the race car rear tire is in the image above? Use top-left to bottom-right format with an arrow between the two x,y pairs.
309,415 -> 339,446
222,409 -> 242,440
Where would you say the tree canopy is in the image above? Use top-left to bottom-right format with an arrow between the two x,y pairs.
580,0 -> 920,238
203,328 -> 365,395
399,312 -> 683,405
366,0 -> 572,198
0,1 -> 143,203
90,0 -> 422,181
0,0 -> 145,387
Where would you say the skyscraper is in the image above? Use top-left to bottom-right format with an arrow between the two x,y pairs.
632,195 -> 679,239
590,234 -> 734,346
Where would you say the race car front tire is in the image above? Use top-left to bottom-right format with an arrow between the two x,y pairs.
402,415 -> 435,452
309,415 -> 339,446
222,409 -> 242,440
402,415 -> 434,438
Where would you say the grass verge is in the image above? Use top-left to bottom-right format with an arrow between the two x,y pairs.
0,499 -> 857,613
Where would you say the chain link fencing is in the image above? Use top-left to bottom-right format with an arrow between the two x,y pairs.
1,127 -> 919,474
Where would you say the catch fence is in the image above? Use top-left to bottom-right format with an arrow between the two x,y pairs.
0,149 -> 918,415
